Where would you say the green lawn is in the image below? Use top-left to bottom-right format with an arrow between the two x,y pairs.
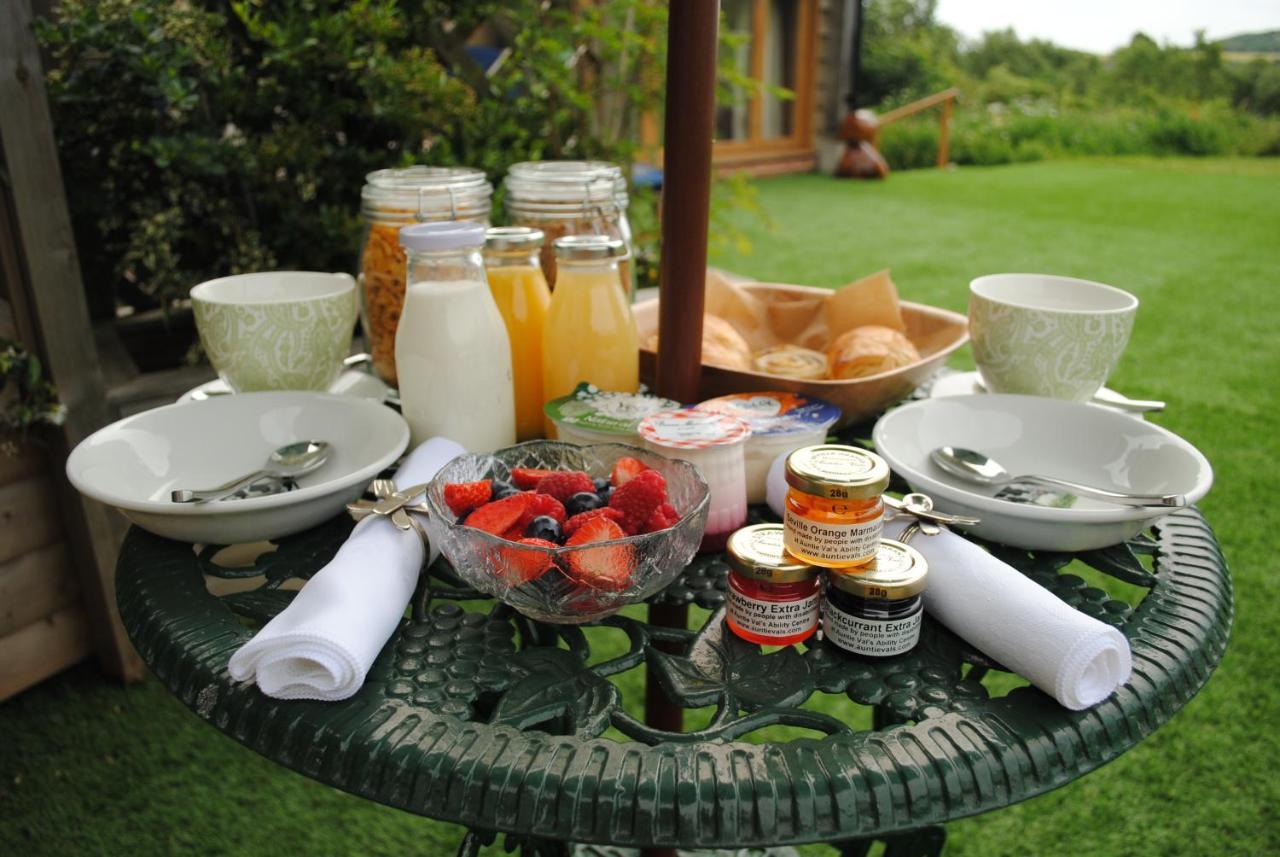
3,158 -> 1278,856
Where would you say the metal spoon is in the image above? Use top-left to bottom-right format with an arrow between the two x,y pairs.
170,440 -> 330,503
929,446 -> 1185,508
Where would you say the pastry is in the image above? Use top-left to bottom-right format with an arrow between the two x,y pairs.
646,313 -> 752,371
827,325 -> 920,379
752,344 -> 829,379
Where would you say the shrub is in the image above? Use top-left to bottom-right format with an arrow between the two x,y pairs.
39,0 -> 747,320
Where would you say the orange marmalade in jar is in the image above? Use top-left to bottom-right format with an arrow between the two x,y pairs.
783,445 -> 889,568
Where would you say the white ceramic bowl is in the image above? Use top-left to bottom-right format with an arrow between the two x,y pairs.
67,392 -> 409,544
872,395 -> 1213,551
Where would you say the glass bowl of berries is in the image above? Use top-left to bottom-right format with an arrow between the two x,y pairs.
425,441 -> 710,623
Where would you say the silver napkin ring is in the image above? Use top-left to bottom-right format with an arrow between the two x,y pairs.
347,480 -> 433,551
884,493 -> 980,544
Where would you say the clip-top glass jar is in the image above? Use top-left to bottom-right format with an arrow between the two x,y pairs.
824,539 -> 928,659
359,167 -> 493,386
725,524 -> 820,646
504,160 -> 632,295
783,444 -> 890,568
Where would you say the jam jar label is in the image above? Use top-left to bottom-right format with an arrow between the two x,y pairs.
784,507 -> 882,563
823,605 -> 922,657
727,589 -> 820,638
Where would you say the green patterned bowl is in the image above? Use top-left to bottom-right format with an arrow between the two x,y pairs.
969,273 -> 1137,402
192,272 -> 358,392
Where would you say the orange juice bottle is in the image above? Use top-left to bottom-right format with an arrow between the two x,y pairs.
542,236 -> 639,411
484,228 -> 551,440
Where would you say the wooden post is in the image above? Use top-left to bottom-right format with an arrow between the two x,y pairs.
0,0 -> 142,682
645,0 -> 719,757
937,94 -> 953,168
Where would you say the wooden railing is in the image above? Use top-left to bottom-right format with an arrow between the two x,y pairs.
875,87 -> 960,168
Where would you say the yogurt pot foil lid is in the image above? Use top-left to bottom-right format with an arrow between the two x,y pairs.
694,392 -> 841,438
545,383 -> 681,435
638,409 -> 752,449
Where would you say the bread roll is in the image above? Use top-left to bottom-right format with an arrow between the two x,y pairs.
752,344 -> 829,379
646,313 -> 752,371
827,325 -> 920,379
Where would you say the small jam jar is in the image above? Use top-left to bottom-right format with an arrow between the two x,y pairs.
824,539 -> 928,659
725,524 -> 820,646
783,444 -> 890,568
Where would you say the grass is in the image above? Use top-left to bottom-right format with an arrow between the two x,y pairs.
3,157 -> 1278,855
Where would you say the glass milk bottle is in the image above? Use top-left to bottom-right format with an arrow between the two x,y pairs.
541,236 -> 639,411
483,227 -> 551,441
396,222 -> 516,452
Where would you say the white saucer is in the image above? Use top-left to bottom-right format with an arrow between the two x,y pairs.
179,370 -> 392,404
873,394 -> 1212,551
67,392 -> 409,544
928,371 -> 1142,418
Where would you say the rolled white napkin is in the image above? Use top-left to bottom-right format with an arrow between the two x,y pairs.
228,437 -> 466,701
882,515 -> 1132,710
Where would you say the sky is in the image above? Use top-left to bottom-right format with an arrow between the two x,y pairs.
933,0 -> 1280,55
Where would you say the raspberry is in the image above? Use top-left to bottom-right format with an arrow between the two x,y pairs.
608,468 -> 667,533
641,501 -> 681,533
518,492 -> 567,529
563,507 -> 626,538
443,480 -> 491,517
535,470 -> 595,503
511,467 -> 555,489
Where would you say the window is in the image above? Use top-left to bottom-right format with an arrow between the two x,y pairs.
713,0 -> 816,171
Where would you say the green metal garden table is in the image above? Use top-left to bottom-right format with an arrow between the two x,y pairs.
114,426 -> 1232,856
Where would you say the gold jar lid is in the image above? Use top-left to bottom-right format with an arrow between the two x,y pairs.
726,524 -> 817,583
785,444 -> 890,500
484,226 -> 545,251
827,539 -> 928,599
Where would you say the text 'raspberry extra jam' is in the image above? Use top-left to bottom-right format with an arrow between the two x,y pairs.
783,444 -> 890,568
824,539 -> 928,659
725,524 -> 820,646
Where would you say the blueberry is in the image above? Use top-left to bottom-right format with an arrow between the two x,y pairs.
565,492 -> 604,515
524,515 -> 563,543
491,480 -> 519,500
597,486 -> 614,504
593,477 -> 611,494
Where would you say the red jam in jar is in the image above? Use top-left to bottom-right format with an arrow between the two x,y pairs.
725,523 -> 820,646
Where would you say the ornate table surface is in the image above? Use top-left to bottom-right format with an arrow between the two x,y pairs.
115,437 -> 1233,855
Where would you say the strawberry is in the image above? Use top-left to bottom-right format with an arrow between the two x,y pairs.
563,507 -> 625,538
564,517 -> 633,591
495,538 -> 558,585
610,456 -> 649,488
517,492 -> 567,529
511,467 -> 555,489
608,468 -> 667,533
443,480 -> 491,517
463,493 -> 533,536
641,502 -> 681,534
535,470 -> 595,503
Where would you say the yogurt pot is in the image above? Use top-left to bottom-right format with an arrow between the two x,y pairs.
545,383 -> 681,445
694,392 -> 842,503
639,409 -> 751,552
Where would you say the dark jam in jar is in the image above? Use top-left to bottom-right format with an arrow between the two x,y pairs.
824,539 -> 928,659
725,524 -> 820,646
